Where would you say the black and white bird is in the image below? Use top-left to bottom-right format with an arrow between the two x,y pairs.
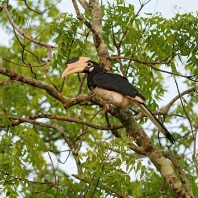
62,57 -> 175,144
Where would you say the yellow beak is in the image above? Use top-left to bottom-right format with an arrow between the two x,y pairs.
61,57 -> 91,78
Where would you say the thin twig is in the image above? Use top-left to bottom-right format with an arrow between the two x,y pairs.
111,23 -> 126,77
1,114 -> 123,131
110,56 -> 198,82
2,4 -> 54,71
3,4 -> 54,49
47,151 -> 57,184
3,58 -> 45,68
135,87 -> 196,121
78,74 -> 87,95
174,77 -> 198,174
0,171 -> 69,197
162,87 -> 196,114
24,0 -> 61,15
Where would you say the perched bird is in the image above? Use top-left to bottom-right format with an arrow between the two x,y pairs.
62,57 -> 175,144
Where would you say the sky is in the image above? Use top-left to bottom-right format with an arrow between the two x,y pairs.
57,0 -> 198,18
1,0 -> 198,46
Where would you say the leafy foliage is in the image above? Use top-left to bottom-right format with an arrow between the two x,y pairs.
0,0 -> 197,197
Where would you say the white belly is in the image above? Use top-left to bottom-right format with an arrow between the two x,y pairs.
93,87 -> 140,108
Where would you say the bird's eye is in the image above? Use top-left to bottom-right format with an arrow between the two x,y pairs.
87,62 -> 93,67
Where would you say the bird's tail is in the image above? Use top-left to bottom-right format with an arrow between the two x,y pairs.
138,103 -> 175,144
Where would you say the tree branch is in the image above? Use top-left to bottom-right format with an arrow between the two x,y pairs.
24,0 -> 61,15
78,0 -> 91,14
0,51 -> 193,198
174,77 -> 198,175
1,114 -> 123,131
162,151 -> 194,198
0,65 -> 67,103
162,87 -> 196,115
117,110 -> 192,198
1,114 -> 81,174
135,87 -> 196,120
2,4 -> 54,71
0,171 -> 69,198
2,4 -> 54,49
71,0 -> 97,36
72,0 -> 111,71
72,174 -> 128,197
110,56 -> 198,82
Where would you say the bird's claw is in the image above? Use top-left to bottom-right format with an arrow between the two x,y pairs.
101,102 -> 111,114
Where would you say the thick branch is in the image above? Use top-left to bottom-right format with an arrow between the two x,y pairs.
78,0 -> 91,14
0,65 -> 67,103
163,151 -> 194,198
89,0 -> 111,70
72,0 -> 111,71
116,110 -> 192,198
0,62 -> 193,198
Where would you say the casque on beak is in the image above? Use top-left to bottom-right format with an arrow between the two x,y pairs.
61,57 -> 91,78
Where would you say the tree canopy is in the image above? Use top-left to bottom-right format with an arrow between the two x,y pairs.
0,0 -> 197,197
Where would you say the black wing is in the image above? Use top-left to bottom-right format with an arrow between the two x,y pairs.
92,72 -> 146,101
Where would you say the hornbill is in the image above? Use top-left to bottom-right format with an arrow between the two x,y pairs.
62,57 -> 175,144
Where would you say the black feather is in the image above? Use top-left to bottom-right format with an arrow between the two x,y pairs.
85,61 -> 175,144
87,62 -> 146,101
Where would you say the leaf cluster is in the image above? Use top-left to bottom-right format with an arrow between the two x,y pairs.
0,0 -> 197,197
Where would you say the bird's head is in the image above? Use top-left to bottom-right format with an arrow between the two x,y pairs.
61,57 -> 101,78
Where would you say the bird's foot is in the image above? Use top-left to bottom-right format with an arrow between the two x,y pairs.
101,102 -> 111,114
